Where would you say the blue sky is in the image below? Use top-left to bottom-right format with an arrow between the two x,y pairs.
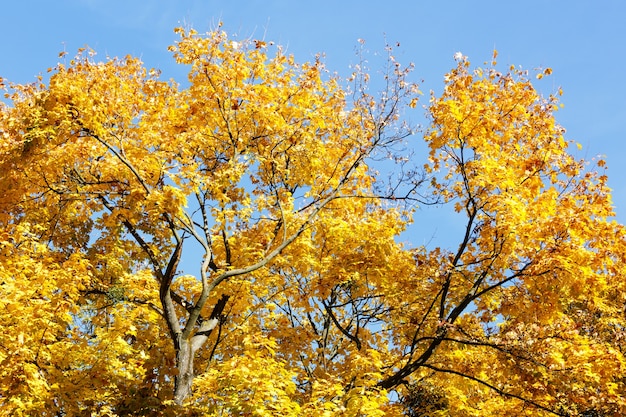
2,1 -> 625,244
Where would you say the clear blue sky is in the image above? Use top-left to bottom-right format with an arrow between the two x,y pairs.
2,1 -> 625,239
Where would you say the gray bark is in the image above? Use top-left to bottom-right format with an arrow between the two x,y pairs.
173,337 -> 194,405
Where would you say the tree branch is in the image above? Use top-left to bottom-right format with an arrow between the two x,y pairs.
420,364 -> 567,416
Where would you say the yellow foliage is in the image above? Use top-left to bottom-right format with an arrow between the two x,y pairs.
0,26 -> 624,417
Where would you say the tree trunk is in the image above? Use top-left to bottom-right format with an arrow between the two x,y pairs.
173,338 -> 194,405
171,295 -> 228,404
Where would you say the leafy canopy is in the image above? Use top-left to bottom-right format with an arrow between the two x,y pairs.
0,27 -> 624,417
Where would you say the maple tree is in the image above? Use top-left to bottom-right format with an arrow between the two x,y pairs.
0,26 -> 625,416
